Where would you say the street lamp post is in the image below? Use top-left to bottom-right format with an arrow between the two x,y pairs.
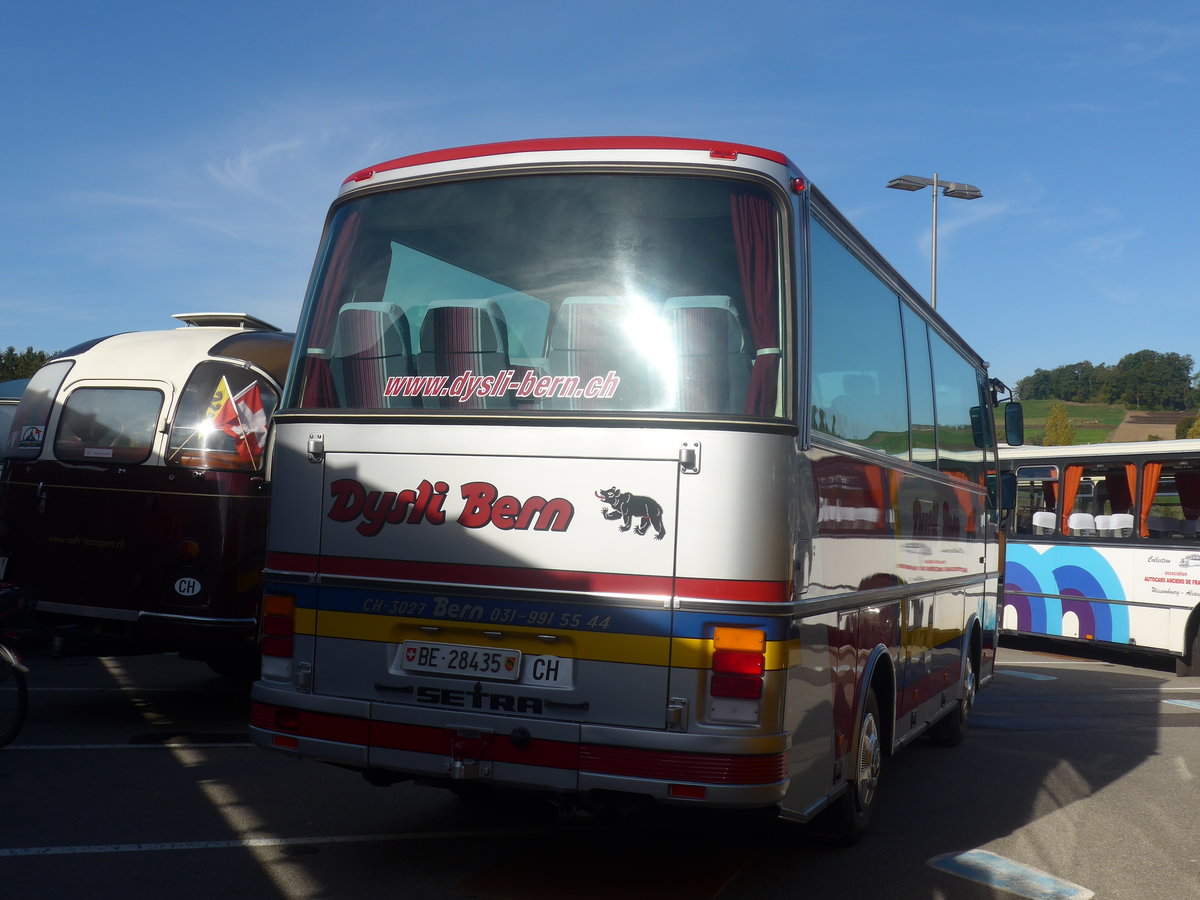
885,173 -> 982,311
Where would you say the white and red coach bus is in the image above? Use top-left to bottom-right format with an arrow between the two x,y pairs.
249,137 -> 1020,839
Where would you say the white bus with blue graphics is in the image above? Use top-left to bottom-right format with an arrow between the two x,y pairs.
1001,439 -> 1200,675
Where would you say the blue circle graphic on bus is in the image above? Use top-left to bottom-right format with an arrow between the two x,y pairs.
1004,545 -> 1130,644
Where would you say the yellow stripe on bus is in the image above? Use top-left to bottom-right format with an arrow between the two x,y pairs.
306,610 -> 670,666
669,638 -> 792,670
299,610 -> 795,670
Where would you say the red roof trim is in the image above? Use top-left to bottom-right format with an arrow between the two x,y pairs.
343,136 -> 791,185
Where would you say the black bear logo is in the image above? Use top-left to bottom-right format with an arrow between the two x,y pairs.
595,486 -> 667,540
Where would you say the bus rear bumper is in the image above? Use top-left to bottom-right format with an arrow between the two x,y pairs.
250,684 -> 789,809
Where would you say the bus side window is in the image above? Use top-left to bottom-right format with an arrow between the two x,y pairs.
1014,471 -> 1058,536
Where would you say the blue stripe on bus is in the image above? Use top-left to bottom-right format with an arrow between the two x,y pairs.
1004,545 -> 1130,644
672,610 -> 792,641
928,849 -> 1093,899
269,581 -> 793,640
310,586 -> 672,635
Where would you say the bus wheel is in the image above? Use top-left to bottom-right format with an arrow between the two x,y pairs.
825,688 -> 881,844
930,651 -> 975,747
1178,626 -> 1200,677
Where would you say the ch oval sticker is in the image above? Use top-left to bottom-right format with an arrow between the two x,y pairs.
175,577 -> 203,597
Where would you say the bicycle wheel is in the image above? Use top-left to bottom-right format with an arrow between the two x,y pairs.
0,650 -> 28,747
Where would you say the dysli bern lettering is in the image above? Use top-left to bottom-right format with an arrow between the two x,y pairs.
328,478 -> 575,536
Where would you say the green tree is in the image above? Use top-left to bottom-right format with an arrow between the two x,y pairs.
1016,360 -> 1111,403
1042,401 -> 1076,446
1189,417 -> 1200,440
1177,416 -> 1197,439
1101,349 -> 1193,410
0,346 -> 53,382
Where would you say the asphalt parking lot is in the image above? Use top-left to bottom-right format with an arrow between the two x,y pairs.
1,638 -> 1198,899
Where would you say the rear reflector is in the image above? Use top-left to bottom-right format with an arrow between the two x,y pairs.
263,616 -> 294,637
668,783 -> 707,800
262,592 -> 296,658
262,635 -> 293,658
712,649 -> 764,675
710,674 -> 763,700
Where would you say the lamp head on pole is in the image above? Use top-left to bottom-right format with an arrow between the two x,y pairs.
886,174 -> 982,200
885,175 -> 934,192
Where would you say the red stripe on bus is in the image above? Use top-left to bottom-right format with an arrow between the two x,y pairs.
266,552 -> 789,603
254,702 -> 785,784
268,552 -> 672,596
675,577 -> 791,603
251,702 -> 369,745
579,744 -> 788,785
265,551 -> 319,575
371,721 -> 581,769
344,137 -> 791,184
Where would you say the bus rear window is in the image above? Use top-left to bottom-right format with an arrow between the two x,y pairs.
287,173 -> 785,418
54,387 -> 162,464
5,360 -> 72,459
167,361 -> 280,471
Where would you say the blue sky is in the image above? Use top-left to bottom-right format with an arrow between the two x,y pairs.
2,1 -> 1197,391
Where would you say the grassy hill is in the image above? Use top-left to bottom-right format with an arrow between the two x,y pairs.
1007,400 -> 1193,445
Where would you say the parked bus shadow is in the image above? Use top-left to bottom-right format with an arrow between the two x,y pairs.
435,658 -> 1168,899
1001,632 -> 1176,672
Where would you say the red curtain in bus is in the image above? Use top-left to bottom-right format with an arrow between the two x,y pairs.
1139,462 -> 1163,537
730,191 -> 779,417
1104,465 -> 1135,514
1042,480 -> 1057,509
1175,470 -> 1200,521
1060,465 -> 1082,533
301,209 -> 364,408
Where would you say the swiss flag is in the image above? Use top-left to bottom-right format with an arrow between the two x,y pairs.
213,379 -> 267,462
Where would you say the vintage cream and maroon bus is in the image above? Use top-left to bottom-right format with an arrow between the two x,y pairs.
0,313 -> 293,675
248,137 -> 1020,838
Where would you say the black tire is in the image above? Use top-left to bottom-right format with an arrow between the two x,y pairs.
1177,625 -> 1200,677
930,650 -> 976,747
824,688 -> 882,844
0,650 -> 29,748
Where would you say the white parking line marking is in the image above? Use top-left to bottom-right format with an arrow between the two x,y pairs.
0,829 -> 540,858
928,849 -> 1093,899
1164,699 -> 1200,710
997,670 -> 1058,680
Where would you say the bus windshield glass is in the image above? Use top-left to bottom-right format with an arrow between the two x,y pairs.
286,173 -> 786,418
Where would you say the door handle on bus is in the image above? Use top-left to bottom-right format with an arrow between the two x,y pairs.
307,433 -> 324,463
679,441 -> 701,474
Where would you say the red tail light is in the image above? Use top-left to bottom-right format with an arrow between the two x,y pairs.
709,627 -> 766,700
262,593 -> 295,658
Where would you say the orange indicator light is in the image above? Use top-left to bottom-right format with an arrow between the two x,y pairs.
713,627 -> 765,652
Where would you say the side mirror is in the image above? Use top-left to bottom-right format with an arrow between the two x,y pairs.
1005,402 -> 1024,447
1000,471 -> 1017,511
